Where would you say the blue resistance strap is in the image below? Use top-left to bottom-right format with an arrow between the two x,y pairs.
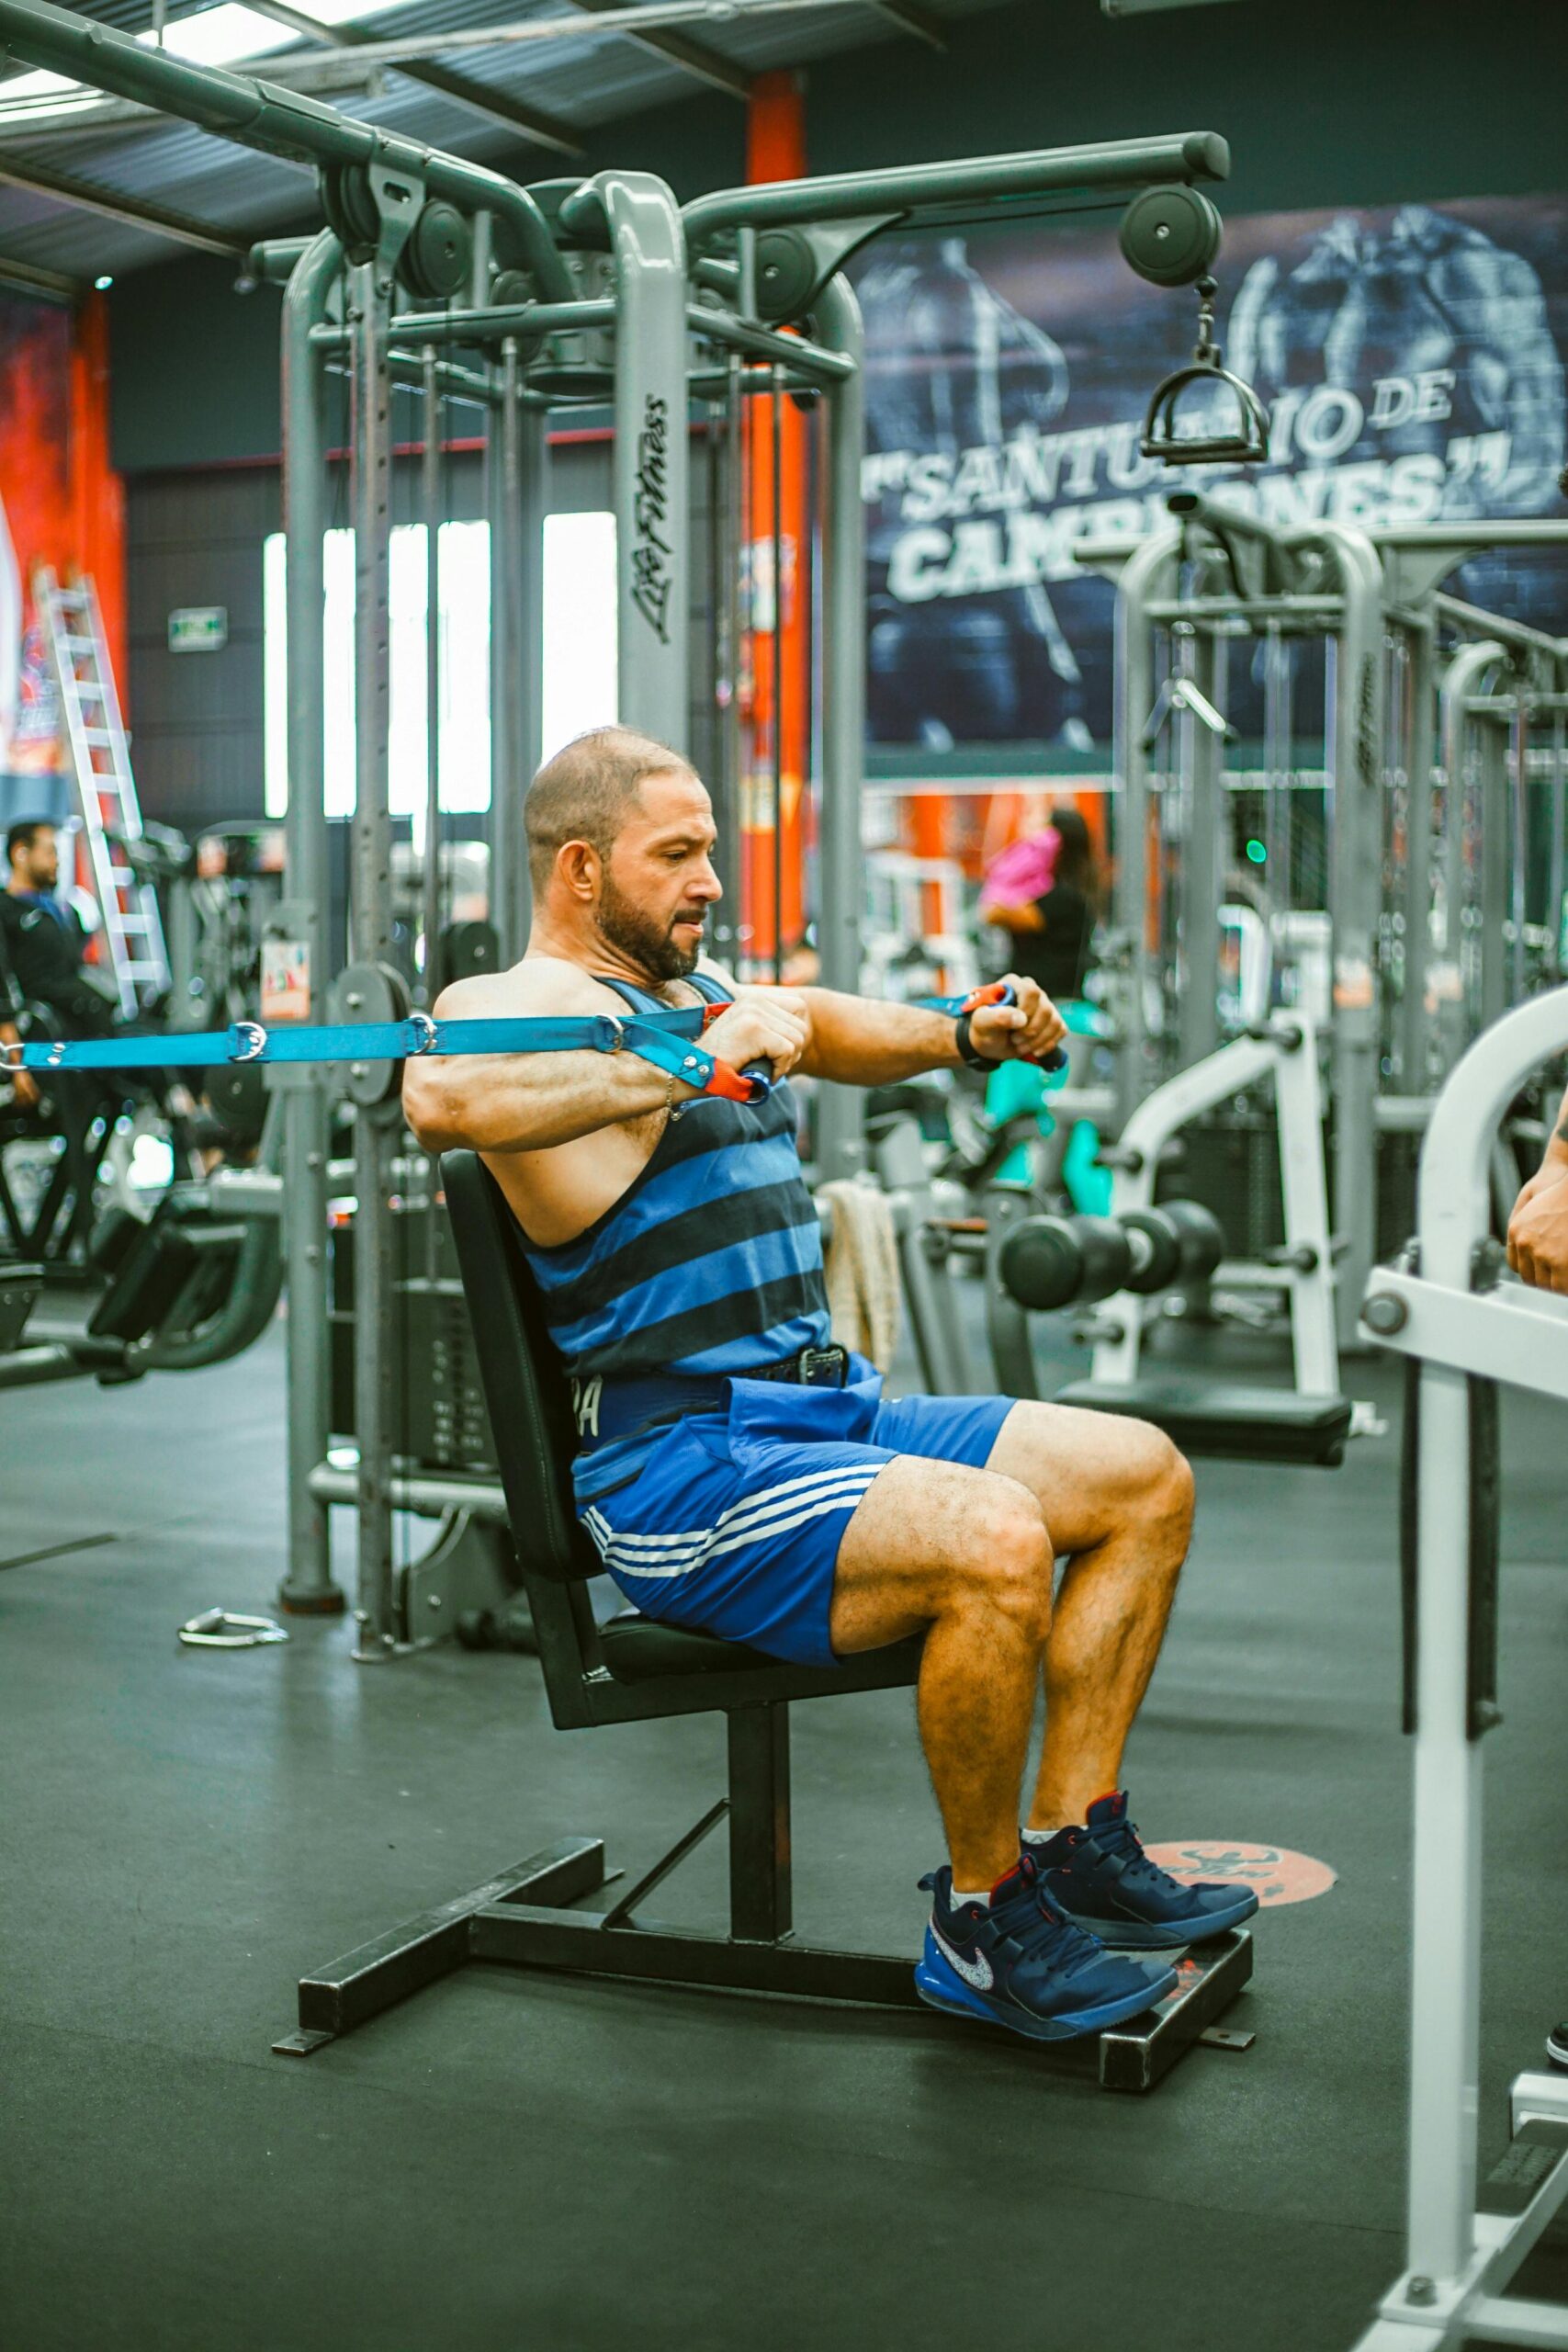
2,1006 -> 772,1100
6,986 -> 1063,1083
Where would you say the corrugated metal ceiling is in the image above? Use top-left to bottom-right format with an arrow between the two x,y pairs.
0,0 -> 1010,280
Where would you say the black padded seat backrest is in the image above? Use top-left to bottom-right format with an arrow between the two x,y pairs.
440,1150 -> 600,1583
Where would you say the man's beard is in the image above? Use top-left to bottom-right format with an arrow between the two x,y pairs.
598,873 -> 703,982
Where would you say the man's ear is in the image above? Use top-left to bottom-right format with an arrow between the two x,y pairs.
556,840 -> 602,902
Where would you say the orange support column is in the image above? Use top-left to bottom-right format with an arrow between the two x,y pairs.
740,72 -> 810,977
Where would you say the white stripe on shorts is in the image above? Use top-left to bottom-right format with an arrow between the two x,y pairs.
584,1464 -> 876,1561
585,1465 -> 879,1581
584,1464 -> 865,1557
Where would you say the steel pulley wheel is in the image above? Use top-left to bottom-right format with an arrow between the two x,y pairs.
1119,186 -> 1224,288
400,201 -> 471,301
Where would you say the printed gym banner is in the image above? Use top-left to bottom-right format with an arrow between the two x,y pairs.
852,197 -> 1568,752
0,288 -> 124,787
0,292 -> 70,775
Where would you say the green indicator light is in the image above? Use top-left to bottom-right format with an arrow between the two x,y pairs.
1245,838 -> 1268,865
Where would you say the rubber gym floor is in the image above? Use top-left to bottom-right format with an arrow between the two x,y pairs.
3,1308 -> 1566,2352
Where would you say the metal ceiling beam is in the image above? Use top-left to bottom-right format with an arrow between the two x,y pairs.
0,243 -> 79,297
0,150 -> 248,253
0,51 -> 378,138
862,0 -> 946,47
561,0 -> 751,99
213,0 -> 840,75
242,0 -> 587,157
0,1 -> 897,131
0,0 -> 577,298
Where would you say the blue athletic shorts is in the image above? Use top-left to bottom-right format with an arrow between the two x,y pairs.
578,1358 -> 1014,1671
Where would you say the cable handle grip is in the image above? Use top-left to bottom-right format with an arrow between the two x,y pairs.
704,1058 -> 773,1103
692,1001 -> 773,1102
961,982 -> 1069,1075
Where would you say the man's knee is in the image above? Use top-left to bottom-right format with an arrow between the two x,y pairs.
1124,1420 -> 1195,1551
953,1476 -> 1055,1643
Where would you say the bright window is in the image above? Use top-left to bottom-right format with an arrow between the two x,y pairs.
542,509 -> 618,757
264,512 -> 617,824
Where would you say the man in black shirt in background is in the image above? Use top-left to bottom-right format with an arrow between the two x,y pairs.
0,820 -> 115,1036
1,819 -> 201,1158
0,891 -> 38,1113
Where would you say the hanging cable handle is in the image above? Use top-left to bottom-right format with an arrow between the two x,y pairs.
1117,188 -> 1269,469
1139,275 -> 1271,469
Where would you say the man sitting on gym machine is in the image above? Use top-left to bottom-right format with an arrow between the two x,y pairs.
404,727 -> 1258,2046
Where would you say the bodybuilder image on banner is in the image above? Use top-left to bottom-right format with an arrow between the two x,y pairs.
853,198 -> 1568,752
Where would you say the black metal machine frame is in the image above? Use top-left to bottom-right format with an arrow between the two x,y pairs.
0,1019 -> 130,1267
272,1151 -> 1251,2093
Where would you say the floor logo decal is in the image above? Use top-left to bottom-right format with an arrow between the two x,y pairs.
1142,1842 -> 1337,1906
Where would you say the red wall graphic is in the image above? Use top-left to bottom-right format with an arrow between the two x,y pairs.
0,288 -> 125,776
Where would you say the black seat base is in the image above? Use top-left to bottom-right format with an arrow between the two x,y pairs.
418,1149 -> 1254,2091
1055,1377 -> 1352,1466
598,1609 -> 785,1680
272,1828 -> 1253,2094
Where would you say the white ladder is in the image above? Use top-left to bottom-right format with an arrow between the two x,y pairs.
37,567 -> 169,1021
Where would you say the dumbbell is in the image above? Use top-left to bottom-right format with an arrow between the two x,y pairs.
998,1198 -> 1224,1315
1152,1199 -> 1225,1289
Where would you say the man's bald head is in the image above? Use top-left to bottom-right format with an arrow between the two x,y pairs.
525,727 -> 695,891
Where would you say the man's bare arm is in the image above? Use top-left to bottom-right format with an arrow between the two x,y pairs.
797,977 -> 1065,1087
402,969 -> 812,1154
1550,1084 -> 1568,1164
0,1020 -> 38,1111
404,1031 -> 678,1157
1506,1080 -> 1568,1290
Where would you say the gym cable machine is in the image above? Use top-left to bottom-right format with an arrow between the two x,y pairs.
0,0 -> 1260,1658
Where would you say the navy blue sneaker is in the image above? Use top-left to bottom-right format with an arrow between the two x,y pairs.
1032,1790 -> 1260,1951
914,1849 -> 1177,2043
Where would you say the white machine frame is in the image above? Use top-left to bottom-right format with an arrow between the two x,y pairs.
1092,1015 -> 1339,1398
1353,983 -> 1568,2350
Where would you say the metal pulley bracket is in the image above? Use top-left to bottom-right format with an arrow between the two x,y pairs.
321,151 -> 424,284
330,961 -> 412,1110
752,216 -> 897,324
179,1609 -> 289,1649
367,155 -> 423,289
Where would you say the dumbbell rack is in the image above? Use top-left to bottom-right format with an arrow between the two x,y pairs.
979,1018 -> 1353,1465
1091,1016 -> 1337,1397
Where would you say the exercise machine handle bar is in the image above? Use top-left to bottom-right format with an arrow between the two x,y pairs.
1139,277 -> 1270,469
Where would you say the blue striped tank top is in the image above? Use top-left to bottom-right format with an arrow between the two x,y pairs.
516,973 -> 830,1499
